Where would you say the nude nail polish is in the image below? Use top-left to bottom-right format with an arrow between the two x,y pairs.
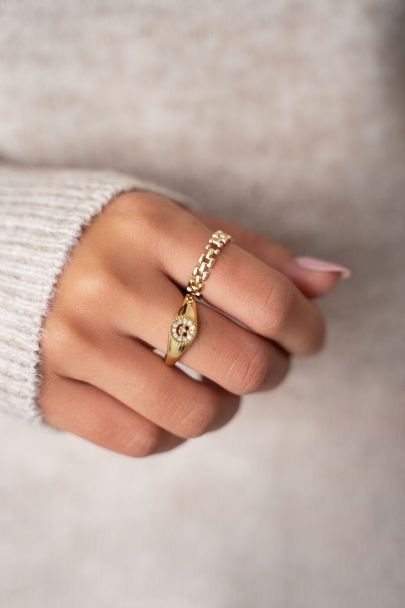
294,256 -> 351,278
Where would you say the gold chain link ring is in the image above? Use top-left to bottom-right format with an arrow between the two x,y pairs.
165,230 -> 232,366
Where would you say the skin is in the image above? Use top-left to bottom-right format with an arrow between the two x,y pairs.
38,191 -> 343,457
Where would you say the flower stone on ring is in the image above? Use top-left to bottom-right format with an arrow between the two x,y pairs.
170,316 -> 197,345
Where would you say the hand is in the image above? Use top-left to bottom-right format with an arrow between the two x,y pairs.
39,192 -> 347,457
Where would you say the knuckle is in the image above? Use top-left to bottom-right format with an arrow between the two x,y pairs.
126,192 -> 175,233
111,191 -> 169,216
69,270 -> 112,310
260,276 -> 295,336
40,319 -> 79,373
180,411 -> 212,438
177,396 -> 217,439
229,341 -> 271,394
118,423 -> 162,458
103,192 -> 179,262
106,207 -> 137,243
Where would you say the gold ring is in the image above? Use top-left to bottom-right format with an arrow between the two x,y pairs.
165,229 -> 232,366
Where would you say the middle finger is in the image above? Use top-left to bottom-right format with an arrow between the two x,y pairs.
141,197 -> 326,356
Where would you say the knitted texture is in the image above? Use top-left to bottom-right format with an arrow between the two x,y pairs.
0,165 -> 201,425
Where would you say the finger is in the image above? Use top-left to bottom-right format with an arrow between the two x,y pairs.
144,199 -> 325,355
40,373 -> 186,457
114,270 -> 290,395
64,334 -> 241,439
193,211 -> 349,298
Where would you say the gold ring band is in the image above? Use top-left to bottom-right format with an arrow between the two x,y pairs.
164,229 -> 232,366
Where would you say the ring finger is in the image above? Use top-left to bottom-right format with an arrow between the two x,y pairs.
113,269 -> 290,396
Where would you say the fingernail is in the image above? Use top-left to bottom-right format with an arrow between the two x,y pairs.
294,256 -> 352,279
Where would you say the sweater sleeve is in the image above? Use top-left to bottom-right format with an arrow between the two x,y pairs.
0,165 -> 203,426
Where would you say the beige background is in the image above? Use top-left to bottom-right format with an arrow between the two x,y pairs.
1,2 -> 405,606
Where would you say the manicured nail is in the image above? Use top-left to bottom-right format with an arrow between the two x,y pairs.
294,256 -> 351,279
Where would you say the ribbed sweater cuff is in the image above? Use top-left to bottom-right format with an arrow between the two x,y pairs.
0,165 -> 202,425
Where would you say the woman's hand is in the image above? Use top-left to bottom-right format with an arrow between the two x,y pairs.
39,192 -> 349,457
